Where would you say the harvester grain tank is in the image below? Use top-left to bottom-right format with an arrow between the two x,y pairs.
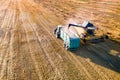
68,21 -> 96,38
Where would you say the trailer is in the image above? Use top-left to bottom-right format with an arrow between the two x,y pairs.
54,26 -> 80,50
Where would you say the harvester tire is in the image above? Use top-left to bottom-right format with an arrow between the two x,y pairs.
104,35 -> 109,39
83,39 -> 86,43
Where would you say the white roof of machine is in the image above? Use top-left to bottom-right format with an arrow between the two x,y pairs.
82,21 -> 94,28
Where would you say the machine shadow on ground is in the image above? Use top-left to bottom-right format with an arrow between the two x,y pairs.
71,40 -> 120,73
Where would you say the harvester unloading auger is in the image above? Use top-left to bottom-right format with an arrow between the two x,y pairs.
54,21 -> 109,50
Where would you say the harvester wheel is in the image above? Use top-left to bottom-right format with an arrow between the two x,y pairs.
104,35 -> 109,39
83,39 -> 86,43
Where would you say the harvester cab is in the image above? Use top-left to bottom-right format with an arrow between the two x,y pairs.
82,21 -> 96,36
86,26 -> 95,36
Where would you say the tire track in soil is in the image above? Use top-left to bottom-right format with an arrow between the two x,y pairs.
26,16 -> 65,79
0,0 -> 11,67
0,1 -> 15,79
0,1 -> 12,71
19,1 -> 63,79
6,0 -> 21,79
9,1 -> 28,79
9,0 -> 35,79
18,0 -> 61,79
0,0 -> 12,42
18,1 -> 43,80
19,22 -> 39,79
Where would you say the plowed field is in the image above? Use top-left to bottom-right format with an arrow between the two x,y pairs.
0,0 -> 120,80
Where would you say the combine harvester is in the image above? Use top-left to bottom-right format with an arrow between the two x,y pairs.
54,21 -> 108,50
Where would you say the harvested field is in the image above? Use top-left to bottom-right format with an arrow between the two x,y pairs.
0,0 -> 120,80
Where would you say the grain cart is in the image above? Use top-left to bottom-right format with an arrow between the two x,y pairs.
54,26 -> 80,50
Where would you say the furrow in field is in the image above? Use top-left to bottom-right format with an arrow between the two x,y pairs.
0,0 -> 12,67
0,0 -> 11,42
17,1 -> 41,80
0,2 -> 14,80
6,0 -> 20,79
20,2 -> 62,80
18,1 -> 54,79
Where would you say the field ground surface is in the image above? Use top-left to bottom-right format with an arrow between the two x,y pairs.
0,0 -> 120,80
